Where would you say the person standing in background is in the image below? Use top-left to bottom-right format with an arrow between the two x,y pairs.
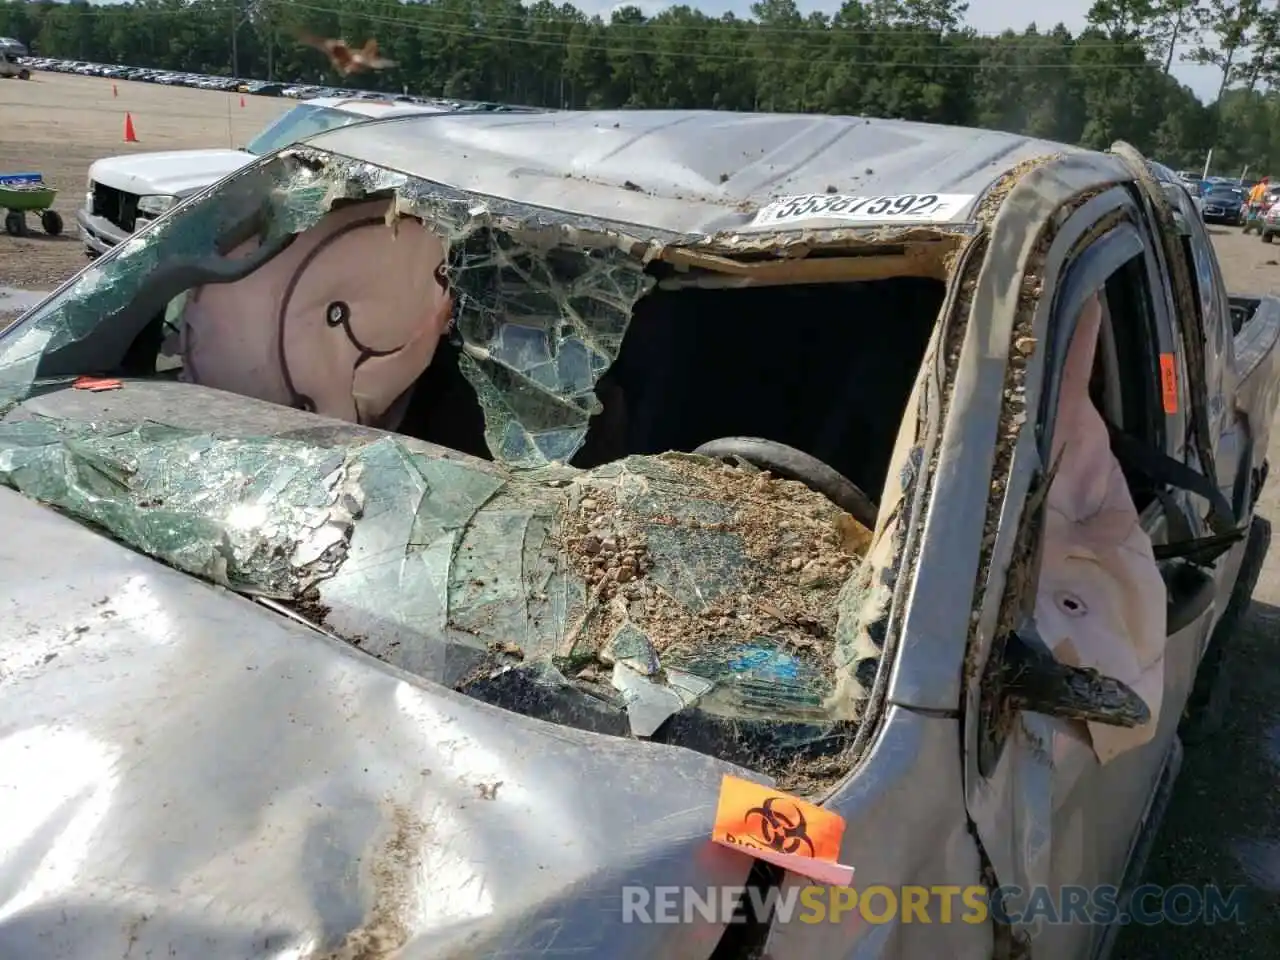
1249,176 -> 1271,206
1243,176 -> 1272,233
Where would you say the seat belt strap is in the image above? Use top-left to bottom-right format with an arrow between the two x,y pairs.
1104,421 -> 1244,565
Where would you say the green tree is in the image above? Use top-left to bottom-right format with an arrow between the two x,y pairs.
1188,0 -> 1261,101
0,0 -> 1278,175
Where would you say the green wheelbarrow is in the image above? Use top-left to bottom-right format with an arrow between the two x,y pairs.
0,173 -> 63,238
1243,200 -> 1268,235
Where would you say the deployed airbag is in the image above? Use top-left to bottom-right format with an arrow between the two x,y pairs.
178,199 -> 454,430
1036,294 -> 1167,763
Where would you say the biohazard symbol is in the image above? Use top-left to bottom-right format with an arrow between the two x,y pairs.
743,796 -> 816,857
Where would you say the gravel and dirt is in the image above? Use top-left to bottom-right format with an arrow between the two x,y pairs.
0,70 -> 287,290
0,69 -> 1278,952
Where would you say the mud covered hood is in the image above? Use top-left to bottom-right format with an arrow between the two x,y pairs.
0,484 -> 757,958
88,149 -> 253,197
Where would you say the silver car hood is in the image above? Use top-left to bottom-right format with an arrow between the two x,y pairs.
0,487 -> 756,959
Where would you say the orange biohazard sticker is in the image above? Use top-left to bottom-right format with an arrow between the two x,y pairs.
1159,353 -> 1178,414
710,774 -> 854,885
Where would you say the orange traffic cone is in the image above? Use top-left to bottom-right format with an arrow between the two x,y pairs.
123,113 -> 138,143
239,95 -> 245,108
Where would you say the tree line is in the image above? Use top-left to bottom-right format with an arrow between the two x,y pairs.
4,0 -> 1280,177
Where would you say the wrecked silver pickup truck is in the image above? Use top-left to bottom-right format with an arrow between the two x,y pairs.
0,112 -> 1278,960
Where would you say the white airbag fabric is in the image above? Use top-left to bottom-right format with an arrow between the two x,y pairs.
178,200 -> 453,430
1035,294 -> 1167,763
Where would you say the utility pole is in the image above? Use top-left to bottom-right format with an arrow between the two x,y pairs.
231,0 -> 263,80
230,0 -> 239,79
246,0 -> 274,80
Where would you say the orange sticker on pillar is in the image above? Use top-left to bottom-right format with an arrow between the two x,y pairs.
1159,353 -> 1179,414
710,774 -> 855,885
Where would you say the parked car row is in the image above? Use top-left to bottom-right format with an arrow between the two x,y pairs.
1169,169 -> 1280,239
0,53 -> 540,254
1171,171 -> 1258,224
15,54 -> 511,113
1172,168 -> 1280,244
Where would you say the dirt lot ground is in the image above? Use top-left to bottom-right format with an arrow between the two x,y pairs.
1114,225 -> 1280,959
0,70 -> 287,289
0,70 -> 1278,954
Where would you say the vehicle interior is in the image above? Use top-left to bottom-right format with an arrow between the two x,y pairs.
1085,254 -> 1163,512
1081,246 -> 1236,564
404,266 -> 945,512
1042,230 -> 1247,767
1231,296 -> 1260,334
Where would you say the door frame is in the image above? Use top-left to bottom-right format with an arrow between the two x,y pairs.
960,181 -> 1147,923
959,176 -> 1220,954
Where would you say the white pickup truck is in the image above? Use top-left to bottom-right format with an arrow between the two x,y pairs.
0,51 -> 30,79
77,97 -> 449,258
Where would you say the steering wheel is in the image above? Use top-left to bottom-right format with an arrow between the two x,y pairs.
691,437 -> 878,529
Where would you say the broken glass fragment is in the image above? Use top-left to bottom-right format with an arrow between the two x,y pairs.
0,417 -> 360,595
449,234 -> 651,467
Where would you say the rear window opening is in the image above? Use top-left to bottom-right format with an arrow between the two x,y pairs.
402,272 -> 943,505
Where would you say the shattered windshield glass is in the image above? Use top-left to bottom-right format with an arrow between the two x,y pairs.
0,147 -> 879,781
245,104 -> 382,156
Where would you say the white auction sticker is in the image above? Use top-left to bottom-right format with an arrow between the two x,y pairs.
750,193 -> 976,227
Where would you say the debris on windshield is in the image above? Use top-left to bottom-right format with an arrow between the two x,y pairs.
313,444 -> 872,750
0,407 -> 872,763
559,455 -> 855,646
552,453 -> 866,736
